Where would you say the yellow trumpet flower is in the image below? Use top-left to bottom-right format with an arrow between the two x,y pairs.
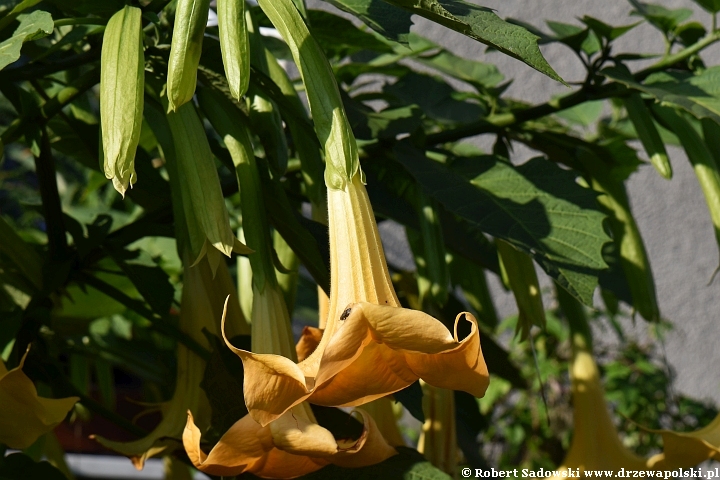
0,348 -> 78,449
183,272 -> 396,477
551,331 -> 720,477
228,174 -> 489,428
551,333 -> 648,476
94,256 -> 248,468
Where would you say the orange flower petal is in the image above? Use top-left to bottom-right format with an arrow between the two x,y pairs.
229,301 -> 488,425
183,407 -> 395,478
296,326 -> 323,362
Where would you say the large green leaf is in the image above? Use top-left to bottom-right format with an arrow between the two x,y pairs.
393,143 -> 609,305
693,0 -> 720,13
603,65 -> 720,124
380,0 -> 564,84
0,10 -> 53,70
321,0 -> 413,44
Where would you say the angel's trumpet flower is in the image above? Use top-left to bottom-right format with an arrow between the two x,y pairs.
551,287 -> 720,477
230,174 -> 489,428
551,333 -> 649,476
182,254 -> 396,479
183,285 -> 396,478
183,99 -> 396,478
0,348 -> 78,449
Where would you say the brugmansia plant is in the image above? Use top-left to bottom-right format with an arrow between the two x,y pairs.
2,0 -> 720,478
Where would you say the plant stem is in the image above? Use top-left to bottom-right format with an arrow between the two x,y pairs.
53,17 -> 108,27
34,128 -> 68,261
0,48 -> 101,82
635,31 -> 720,81
425,31 -> 720,146
425,83 -> 625,145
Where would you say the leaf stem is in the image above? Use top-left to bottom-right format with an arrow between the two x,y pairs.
0,48 -> 101,82
634,31 -> 720,81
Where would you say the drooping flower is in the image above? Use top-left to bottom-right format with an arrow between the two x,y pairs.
551,333 -> 648,476
550,330 -> 720,477
228,174 -> 489,428
183,259 -> 396,478
295,311 -> 406,449
184,400 -> 395,478
0,347 -> 78,449
93,256 -> 248,468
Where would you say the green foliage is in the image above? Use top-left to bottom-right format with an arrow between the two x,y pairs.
0,10 -> 52,70
2,0 -> 720,478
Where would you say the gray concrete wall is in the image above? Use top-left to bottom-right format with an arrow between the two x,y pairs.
309,0 -> 720,403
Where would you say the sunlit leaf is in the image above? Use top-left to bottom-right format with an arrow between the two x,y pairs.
0,11 -> 53,71
393,143 -> 609,305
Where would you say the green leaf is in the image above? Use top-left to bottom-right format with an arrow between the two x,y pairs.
308,9 -> 394,56
555,99 -> 604,127
116,257 -> 174,317
602,65 -> 720,124
676,21 -> 706,47
381,0 -> 565,84
321,0 -> 413,44
385,73 -> 485,124
629,1 -> 692,34
366,105 -> 423,139
409,34 -> 504,90
580,16 -> 641,41
393,143 -> 609,305
0,10 -> 53,71
693,0 -> 720,13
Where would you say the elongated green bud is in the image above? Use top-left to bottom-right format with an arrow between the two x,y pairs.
165,100 -> 249,272
654,106 -> 720,257
217,0 -> 250,100
257,0 -> 359,189
197,86 -> 276,291
623,93 -> 672,179
167,0 -> 210,111
100,5 -> 144,196
247,87 -> 289,176
496,239 -> 545,340
579,149 -> 659,322
197,87 -> 296,359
